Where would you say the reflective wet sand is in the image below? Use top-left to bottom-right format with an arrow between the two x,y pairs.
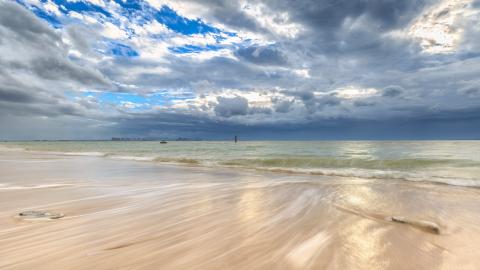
1,150 -> 480,269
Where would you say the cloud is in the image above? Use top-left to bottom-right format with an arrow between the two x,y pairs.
273,99 -> 293,113
459,85 -> 480,96
0,2 -> 59,45
235,45 -> 287,66
1,0 -> 480,139
30,56 -> 109,85
284,90 -> 314,101
353,100 -> 376,107
0,1 -> 110,87
65,24 -> 97,54
0,85 -> 37,104
214,96 -> 249,117
0,1 -> 115,124
382,85 -> 404,97
408,0 -> 472,54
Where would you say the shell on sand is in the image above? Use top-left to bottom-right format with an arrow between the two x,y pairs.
16,210 -> 64,221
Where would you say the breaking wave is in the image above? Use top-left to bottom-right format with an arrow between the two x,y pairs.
220,157 -> 473,170
2,142 -> 480,188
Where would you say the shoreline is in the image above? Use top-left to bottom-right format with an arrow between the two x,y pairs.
1,144 -> 478,188
1,150 -> 480,269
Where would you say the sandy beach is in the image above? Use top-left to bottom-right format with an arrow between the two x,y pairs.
1,149 -> 480,269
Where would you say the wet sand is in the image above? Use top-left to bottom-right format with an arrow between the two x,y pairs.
1,150 -> 480,269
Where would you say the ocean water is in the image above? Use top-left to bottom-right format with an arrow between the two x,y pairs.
1,140 -> 480,187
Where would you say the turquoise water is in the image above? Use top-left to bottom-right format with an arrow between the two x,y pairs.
2,141 -> 480,186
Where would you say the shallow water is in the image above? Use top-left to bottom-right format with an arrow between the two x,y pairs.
2,140 -> 480,186
1,150 -> 480,269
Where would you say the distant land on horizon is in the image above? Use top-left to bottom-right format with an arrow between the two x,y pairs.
2,138 -> 479,142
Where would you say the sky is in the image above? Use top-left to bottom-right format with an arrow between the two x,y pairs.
1,0 -> 480,140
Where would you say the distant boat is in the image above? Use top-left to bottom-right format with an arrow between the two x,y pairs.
160,140 -> 167,144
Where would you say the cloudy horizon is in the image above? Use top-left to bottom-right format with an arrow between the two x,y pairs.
1,0 -> 480,140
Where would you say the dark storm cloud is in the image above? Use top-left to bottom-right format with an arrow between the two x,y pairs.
281,90 -> 341,113
0,70 -> 99,119
2,56 -> 109,87
106,105 -> 480,140
273,100 -> 293,113
0,0 -> 113,129
248,106 -> 272,115
183,0 -> 431,66
30,57 -> 108,85
0,1 -> 59,45
113,54 -> 302,92
0,1 -> 110,87
108,110 -> 225,138
317,95 -> 341,108
353,100 -> 376,107
283,90 -> 314,101
235,45 -> 288,66
0,85 -> 36,103
0,68 -> 53,104
382,85 -> 404,97
214,96 -> 249,117
180,0 -> 432,40
460,86 -> 480,96
267,0 -> 432,31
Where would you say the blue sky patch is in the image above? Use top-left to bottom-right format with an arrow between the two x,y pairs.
78,90 -> 197,107
31,5 -> 63,28
16,0 -> 63,28
19,0 -> 241,50
112,0 -> 152,25
113,0 -> 142,11
69,91 -> 163,111
17,0 -> 246,65
51,0 -> 111,17
155,5 -> 219,35
169,44 -> 223,54
109,42 -> 139,57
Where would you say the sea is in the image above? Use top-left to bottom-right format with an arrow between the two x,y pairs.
1,140 -> 479,187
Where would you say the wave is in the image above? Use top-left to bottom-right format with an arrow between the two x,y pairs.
104,154 -> 156,161
221,157 -> 474,170
250,167 -> 480,187
102,154 -> 201,164
2,146 -> 479,188
99,155 -> 480,187
153,157 -> 200,165
62,152 -> 106,157
77,153 -> 201,165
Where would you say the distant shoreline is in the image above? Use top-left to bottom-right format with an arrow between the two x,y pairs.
1,139 -> 479,142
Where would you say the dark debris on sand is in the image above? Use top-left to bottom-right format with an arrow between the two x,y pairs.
17,210 -> 64,220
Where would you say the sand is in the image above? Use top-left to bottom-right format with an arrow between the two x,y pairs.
1,149 -> 480,269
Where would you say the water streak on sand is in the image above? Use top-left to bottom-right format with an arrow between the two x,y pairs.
1,146 -> 480,269
286,231 -> 331,268
0,184 -> 76,191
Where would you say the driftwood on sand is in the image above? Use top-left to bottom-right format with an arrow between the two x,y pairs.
334,204 -> 441,235
388,216 -> 441,234
16,210 -> 64,221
